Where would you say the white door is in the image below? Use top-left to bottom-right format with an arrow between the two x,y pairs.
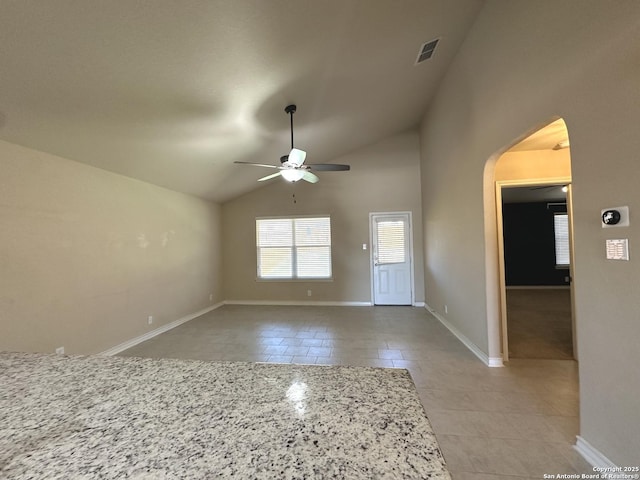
371,213 -> 413,305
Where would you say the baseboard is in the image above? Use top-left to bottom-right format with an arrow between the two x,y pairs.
224,300 -> 373,307
487,357 -> 504,367
574,436 -> 618,470
413,301 -> 426,307
424,303 -> 504,367
100,302 -> 224,356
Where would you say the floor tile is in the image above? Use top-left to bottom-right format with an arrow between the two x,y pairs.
291,355 -> 317,364
267,354 -> 294,363
307,346 -> 332,357
300,338 -> 324,347
119,305 -> 582,479
284,345 -> 310,356
261,344 -> 289,355
279,337 -> 306,347
378,348 -> 404,360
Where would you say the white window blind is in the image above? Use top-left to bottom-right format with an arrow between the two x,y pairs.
256,217 -> 331,279
554,213 -> 570,267
377,220 -> 406,264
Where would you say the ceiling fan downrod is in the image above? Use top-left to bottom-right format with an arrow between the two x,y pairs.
285,104 -> 296,150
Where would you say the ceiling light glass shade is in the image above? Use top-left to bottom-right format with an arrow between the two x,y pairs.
288,148 -> 307,166
281,169 -> 305,182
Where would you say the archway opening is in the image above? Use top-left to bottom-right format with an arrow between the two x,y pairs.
484,118 -> 574,363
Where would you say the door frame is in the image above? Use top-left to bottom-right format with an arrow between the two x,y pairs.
495,177 -> 576,362
369,211 -> 415,306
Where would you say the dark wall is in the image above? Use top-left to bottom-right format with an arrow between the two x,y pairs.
502,202 -> 570,286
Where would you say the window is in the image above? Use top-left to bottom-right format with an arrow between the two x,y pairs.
376,220 -> 406,264
554,213 -> 570,267
256,216 -> 331,279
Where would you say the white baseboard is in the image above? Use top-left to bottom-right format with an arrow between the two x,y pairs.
574,436 -> 618,470
487,356 -> 504,367
424,303 -> 504,368
223,300 -> 373,307
413,301 -> 426,307
100,302 -> 224,356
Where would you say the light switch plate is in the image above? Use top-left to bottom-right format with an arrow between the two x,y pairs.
606,239 -> 629,260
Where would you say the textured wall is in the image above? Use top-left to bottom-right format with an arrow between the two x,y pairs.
222,131 -> 424,305
495,149 -> 571,182
419,0 -> 640,465
0,140 -> 223,354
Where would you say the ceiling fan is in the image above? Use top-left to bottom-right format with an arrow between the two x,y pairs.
234,104 -> 350,183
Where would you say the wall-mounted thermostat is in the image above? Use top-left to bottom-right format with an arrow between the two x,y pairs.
601,206 -> 629,228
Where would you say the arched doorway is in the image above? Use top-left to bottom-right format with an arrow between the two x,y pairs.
484,118 -> 575,363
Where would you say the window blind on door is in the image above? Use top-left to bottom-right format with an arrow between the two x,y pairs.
377,220 -> 405,264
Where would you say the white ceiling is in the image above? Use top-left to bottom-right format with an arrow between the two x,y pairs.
0,0 -> 484,203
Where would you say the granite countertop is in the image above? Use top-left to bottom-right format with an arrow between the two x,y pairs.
0,352 -> 450,479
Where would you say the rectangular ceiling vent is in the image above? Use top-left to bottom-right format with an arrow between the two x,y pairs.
415,38 -> 440,65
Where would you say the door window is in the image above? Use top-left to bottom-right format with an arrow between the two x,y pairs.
376,220 -> 406,264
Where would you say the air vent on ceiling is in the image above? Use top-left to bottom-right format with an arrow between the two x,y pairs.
415,38 -> 440,65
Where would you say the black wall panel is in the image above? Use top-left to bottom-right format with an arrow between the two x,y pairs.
502,202 -> 569,286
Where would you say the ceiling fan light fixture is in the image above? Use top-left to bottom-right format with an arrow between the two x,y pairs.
288,148 -> 306,166
281,169 -> 305,182
234,104 -> 350,183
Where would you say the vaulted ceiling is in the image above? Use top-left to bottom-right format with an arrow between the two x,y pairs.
0,0 -> 484,202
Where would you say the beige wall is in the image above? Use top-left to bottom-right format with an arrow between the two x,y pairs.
222,131 -> 424,304
0,140 -> 223,355
419,0 -> 640,465
494,148 -> 572,182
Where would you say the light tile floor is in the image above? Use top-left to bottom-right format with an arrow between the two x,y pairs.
120,305 -> 593,479
506,289 -> 573,360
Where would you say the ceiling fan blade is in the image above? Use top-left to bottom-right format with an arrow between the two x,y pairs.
302,171 -> 319,183
307,163 -> 350,171
234,161 -> 279,169
258,172 -> 282,182
288,148 -> 307,166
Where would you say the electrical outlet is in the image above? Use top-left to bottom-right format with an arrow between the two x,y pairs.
209,293 -> 213,301
307,290 -> 312,297
444,305 -> 448,314
55,347 -> 65,355
148,316 -> 153,325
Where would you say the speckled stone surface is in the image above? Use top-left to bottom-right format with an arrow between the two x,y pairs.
0,352 -> 451,479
